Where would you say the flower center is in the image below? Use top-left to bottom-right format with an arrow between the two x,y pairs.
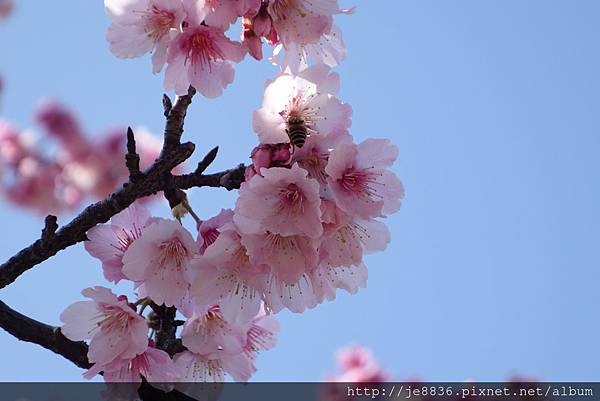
340,168 -> 384,202
96,305 -> 131,333
156,238 -> 188,268
280,96 -> 321,134
298,150 -> 328,184
184,28 -> 225,71
277,183 -> 304,215
142,5 -> 176,41
265,232 -> 299,254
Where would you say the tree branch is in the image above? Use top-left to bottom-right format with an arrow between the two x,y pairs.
0,300 -> 91,369
0,88 -> 245,290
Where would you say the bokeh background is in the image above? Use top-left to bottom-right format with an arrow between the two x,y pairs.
1,0 -> 599,381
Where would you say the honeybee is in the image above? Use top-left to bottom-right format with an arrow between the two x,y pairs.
285,115 -> 308,149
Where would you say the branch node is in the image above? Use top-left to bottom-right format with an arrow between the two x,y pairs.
196,146 -> 219,174
41,215 -> 58,243
162,94 -> 172,117
125,127 -> 142,182
219,164 -> 246,190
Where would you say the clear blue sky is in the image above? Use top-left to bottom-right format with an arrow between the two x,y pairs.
0,1 -> 599,381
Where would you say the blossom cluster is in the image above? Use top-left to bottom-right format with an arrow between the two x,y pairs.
105,0 -> 351,98
62,202 -> 280,388
0,101 -> 161,214
56,0 -> 404,387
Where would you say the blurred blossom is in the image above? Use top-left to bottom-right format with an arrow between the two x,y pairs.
0,0 -> 12,21
328,345 -> 391,382
0,102 -> 166,215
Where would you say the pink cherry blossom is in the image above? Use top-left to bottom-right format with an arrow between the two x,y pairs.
220,310 -> 280,382
234,164 -> 323,238
267,0 -> 351,72
60,287 -> 148,367
246,143 -> 292,178
174,351 -> 225,382
177,307 -> 279,382
241,232 -> 321,313
326,139 -> 404,219
105,0 -> 187,73
84,343 -> 180,383
293,129 -> 352,189
318,199 -> 390,269
122,219 -> 197,306
197,208 -> 234,255
164,19 -> 245,98
181,305 -> 246,357
253,64 -> 352,145
84,202 -> 152,284
189,225 -> 266,323
271,24 -> 347,73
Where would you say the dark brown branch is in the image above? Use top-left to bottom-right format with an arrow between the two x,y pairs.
0,300 -> 91,369
163,86 -> 196,151
173,163 -> 246,191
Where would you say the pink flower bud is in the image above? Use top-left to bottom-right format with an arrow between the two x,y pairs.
251,144 -> 272,170
272,143 -> 291,163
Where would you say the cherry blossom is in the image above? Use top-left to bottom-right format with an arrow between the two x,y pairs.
197,208 -> 234,255
84,202 -> 153,283
181,306 -> 246,357
190,225 -> 266,323
267,0 -> 351,72
326,139 -> 405,219
241,232 -> 320,312
84,342 -> 180,383
122,219 -> 197,307
177,306 -> 279,382
60,287 -> 148,368
174,351 -> 225,382
164,15 -> 245,98
105,0 -> 187,73
293,129 -> 352,190
253,64 -> 352,146
234,164 -> 323,238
